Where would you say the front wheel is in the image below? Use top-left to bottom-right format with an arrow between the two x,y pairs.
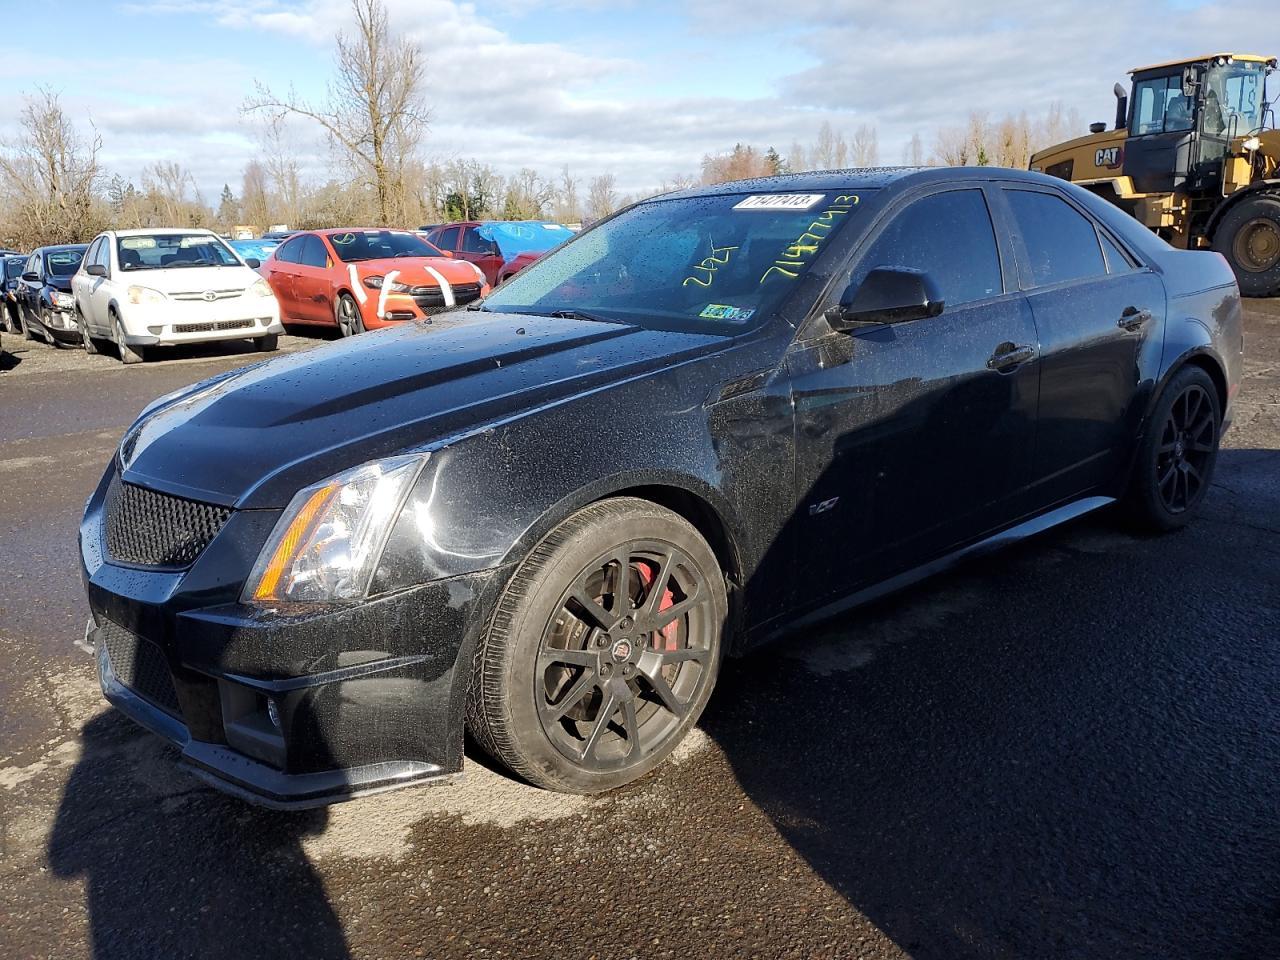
1121,366 -> 1221,532
335,293 -> 365,337
468,498 -> 727,794
254,334 -> 279,352
77,308 -> 99,355
112,312 -> 144,365
1213,193 -> 1280,297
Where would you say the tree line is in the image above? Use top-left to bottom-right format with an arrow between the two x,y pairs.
0,0 -> 1087,251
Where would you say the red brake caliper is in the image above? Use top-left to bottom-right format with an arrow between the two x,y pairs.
635,563 -> 678,652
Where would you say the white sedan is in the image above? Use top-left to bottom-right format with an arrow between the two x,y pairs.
71,228 -> 285,364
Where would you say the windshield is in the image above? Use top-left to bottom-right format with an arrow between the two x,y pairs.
45,249 -> 84,277
117,233 -> 240,271
326,230 -> 441,262
481,191 -> 870,335
1203,61 -> 1268,135
477,222 -> 573,257
5,257 -> 25,280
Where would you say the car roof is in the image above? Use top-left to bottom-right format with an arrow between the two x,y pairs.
36,244 -> 88,253
656,166 -> 1060,202
111,227 -> 218,237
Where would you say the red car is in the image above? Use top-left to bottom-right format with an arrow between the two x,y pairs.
262,228 -> 490,335
423,221 -> 572,286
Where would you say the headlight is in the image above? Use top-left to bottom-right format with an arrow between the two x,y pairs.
127,285 -> 166,305
243,454 -> 426,603
246,278 -> 274,298
363,276 -> 412,293
52,291 -> 74,308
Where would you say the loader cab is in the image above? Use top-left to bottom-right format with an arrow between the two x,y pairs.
1124,55 -> 1273,195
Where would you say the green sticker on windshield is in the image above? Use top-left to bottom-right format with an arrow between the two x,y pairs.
699,303 -> 755,322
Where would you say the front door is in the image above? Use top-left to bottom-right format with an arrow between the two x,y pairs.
999,185 -> 1164,503
790,186 -> 1040,610
458,226 -> 504,285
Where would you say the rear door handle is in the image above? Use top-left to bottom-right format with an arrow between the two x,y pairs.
1118,306 -> 1152,331
987,343 -> 1036,371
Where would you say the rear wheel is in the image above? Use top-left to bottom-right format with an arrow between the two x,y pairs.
112,311 -> 144,365
468,498 -> 727,794
1213,193 -> 1280,297
1121,366 -> 1220,532
336,293 -> 365,337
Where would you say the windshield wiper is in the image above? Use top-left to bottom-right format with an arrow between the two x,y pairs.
548,309 -> 617,324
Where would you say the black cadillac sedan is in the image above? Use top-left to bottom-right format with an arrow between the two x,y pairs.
81,168 -> 1243,806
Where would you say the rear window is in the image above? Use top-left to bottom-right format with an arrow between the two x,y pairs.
1005,190 -> 1106,287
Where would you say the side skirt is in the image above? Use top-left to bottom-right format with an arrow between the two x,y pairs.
751,496 -> 1115,649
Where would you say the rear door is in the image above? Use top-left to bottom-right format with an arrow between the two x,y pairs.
265,236 -> 303,319
789,185 -> 1041,608
998,184 -> 1165,503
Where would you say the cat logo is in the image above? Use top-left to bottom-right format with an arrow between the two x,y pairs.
1095,146 -> 1123,169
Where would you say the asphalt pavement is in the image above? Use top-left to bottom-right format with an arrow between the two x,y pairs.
0,308 -> 1277,960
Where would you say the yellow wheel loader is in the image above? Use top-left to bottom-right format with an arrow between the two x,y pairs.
1031,53 -> 1280,295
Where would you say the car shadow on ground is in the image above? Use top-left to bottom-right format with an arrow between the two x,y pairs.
700,445 -> 1280,959
48,712 -> 351,960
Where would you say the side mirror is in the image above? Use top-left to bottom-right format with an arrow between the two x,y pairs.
21,271 -> 38,282
85,263 -> 107,278
438,250 -> 454,258
245,258 -> 260,269
1181,65 -> 1199,100
825,267 -> 945,331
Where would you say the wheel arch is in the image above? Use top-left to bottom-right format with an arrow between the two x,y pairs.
1205,179 -> 1280,241
1152,345 -> 1228,424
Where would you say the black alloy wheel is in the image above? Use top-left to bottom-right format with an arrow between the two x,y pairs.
468,498 -> 727,793
1154,383 -> 1215,514
536,539 -> 716,771
1121,365 -> 1220,532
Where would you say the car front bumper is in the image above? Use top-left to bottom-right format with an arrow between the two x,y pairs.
118,300 -> 284,347
80,467 -> 510,808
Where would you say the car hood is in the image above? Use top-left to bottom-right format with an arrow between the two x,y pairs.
345,256 -> 481,286
122,265 -> 260,295
119,312 -> 727,509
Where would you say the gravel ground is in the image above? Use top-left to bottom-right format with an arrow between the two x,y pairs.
0,305 -> 1277,960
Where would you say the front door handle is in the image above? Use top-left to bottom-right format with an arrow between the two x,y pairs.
1118,306 -> 1152,331
987,343 -> 1036,371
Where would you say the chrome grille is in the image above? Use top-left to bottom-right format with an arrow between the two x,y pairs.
413,282 -> 482,309
104,476 -> 231,568
100,620 -> 181,716
171,289 -> 243,302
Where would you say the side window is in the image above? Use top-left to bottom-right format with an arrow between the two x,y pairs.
435,226 -> 460,250
1132,75 -> 1194,135
26,254 -> 40,278
461,227 -> 498,255
1006,190 -> 1106,287
92,237 -> 110,272
299,235 -> 328,268
1099,231 -> 1136,275
83,238 -> 100,269
275,236 -> 302,264
854,189 -> 1003,306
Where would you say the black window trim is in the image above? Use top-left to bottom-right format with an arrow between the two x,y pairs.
995,182 -> 1151,293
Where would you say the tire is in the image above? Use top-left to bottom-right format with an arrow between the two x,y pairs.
21,306 -> 35,341
1121,366 -> 1221,532
112,311 -> 144,365
335,293 -> 365,337
468,497 -> 728,794
254,334 -> 279,352
1212,193 -> 1280,297
77,308 -> 98,355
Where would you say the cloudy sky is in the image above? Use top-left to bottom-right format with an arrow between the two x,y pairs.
0,0 -> 1276,198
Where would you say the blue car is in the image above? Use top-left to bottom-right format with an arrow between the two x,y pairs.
229,240 -> 279,267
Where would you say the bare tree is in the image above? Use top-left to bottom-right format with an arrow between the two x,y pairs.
585,173 -> 619,223
903,131 -> 925,166
700,143 -> 774,184
554,165 -> 580,223
259,115 -> 304,227
0,87 -> 103,246
850,124 -> 879,167
241,160 -> 271,229
244,0 -> 429,225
